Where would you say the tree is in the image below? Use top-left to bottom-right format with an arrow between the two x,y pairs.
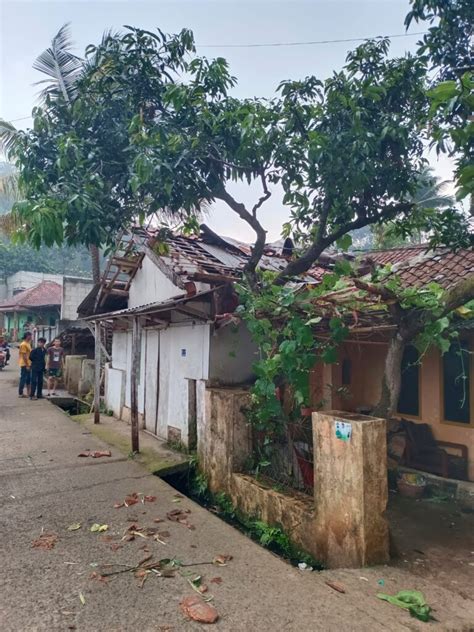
406,0 -> 474,209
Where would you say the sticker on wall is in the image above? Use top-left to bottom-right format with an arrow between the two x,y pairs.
181,349 -> 187,357
335,420 -> 352,442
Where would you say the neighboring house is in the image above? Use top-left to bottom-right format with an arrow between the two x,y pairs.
0,274 -> 95,343
308,246 -> 474,482
0,280 -> 62,341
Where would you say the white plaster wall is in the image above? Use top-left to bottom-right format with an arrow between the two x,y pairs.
157,322 -> 210,443
111,331 -> 129,371
128,255 -> 181,308
105,366 -> 126,418
61,277 -> 94,320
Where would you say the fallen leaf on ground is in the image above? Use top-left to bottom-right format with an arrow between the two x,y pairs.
325,580 -> 346,594
210,577 -> 222,585
32,532 -> 58,550
153,517 -> 164,523
167,509 -> 194,530
143,495 -> 157,503
180,595 -> 219,624
79,592 -> 86,606
90,523 -> 108,533
78,451 -> 90,457
67,523 -> 81,531
91,450 -> 111,458
213,554 -> 233,566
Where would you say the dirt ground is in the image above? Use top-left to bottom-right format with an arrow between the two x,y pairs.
387,492 -> 474,599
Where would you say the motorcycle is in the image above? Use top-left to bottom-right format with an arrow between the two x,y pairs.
0,350 -> 6,370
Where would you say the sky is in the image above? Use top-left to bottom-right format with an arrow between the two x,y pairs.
0,0 -> 454,242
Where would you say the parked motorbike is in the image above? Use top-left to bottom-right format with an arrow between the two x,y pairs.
0,350 -> 6,370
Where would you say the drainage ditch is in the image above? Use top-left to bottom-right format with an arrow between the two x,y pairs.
159,466 -> 322,570
49,397 -> 91,415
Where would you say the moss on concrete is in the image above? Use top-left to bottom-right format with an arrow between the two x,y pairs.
69,413 -> 187,475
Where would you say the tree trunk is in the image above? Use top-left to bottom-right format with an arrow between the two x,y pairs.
90,244 -> 101,284
372,333 -> 406,419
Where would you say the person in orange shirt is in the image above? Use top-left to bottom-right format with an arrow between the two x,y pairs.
18,332 -> 32,398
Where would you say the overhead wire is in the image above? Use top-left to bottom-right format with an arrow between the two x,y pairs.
2,30 -> 427,125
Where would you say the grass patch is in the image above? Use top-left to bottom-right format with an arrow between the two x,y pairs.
69,413 -> 183,475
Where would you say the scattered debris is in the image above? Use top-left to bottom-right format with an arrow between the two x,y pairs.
377,579 -> 385,587
114,492 -> 157,508
213,554 -> 233,566
180,595 -> 219,624
325,580 -> 346,594
298,562 -> 312,571
32,532 -> 58,550
78,450 -> 111,458
167,508 -> 195,530
90,571 -> 109,585
79,592 -> 86,606
90,523 -> 109,533
377,590 -> 432,622
67,523 -> 82,531
359,577 -> 369,582
154,517 -> 164,523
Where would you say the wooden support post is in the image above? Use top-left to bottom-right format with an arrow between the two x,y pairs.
94,320 -> 101,424
130,317 -> 141,453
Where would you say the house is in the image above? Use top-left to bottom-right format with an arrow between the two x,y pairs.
78,226 -> 326,447
0,280 -> 62,341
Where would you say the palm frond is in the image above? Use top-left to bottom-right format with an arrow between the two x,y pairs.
33,23 -> 84,104
0,120 -> 23,162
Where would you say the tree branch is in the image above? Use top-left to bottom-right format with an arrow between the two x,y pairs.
275,202 -> 413,283
251,170 -> 271,218
214,186 -> 267,281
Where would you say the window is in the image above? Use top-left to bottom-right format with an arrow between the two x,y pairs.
443,342 -> 470,424
398,345 -> 420,417
341,357 -> 351,385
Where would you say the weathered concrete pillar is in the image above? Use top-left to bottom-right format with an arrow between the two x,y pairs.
65,355 -> 87,395
313,410 -> 389,568
199,387 -> 251,495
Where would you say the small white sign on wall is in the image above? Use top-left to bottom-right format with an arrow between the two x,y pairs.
335,420 -> 352,442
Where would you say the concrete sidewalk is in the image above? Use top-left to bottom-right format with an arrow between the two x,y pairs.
0,367 -> 473,631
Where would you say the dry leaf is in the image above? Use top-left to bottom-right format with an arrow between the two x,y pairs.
180,595 -> 218,624
213,554 -> 232,566
91,450 -> 111,458
144,495 -> 157,503
67,523 -> 81,531
153,517 -> 164,523
210,577 -> 223,585
90,523 -> 108,533
79,592 -> 86,606
325,580 -> 346,594
32,532 -> 58,550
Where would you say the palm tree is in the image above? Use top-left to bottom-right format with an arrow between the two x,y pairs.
352,167 -> 456,250
0,24 -> 102,282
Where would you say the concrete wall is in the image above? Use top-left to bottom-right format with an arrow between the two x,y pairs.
199,388 -> 389,568
6,271 -> 63,297
330,338 -> 474,481
209,323 -> 258,386
61,277 -> 94,320
128,256 -> 181,308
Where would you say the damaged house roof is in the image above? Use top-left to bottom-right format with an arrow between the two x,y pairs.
0,281 -> 62,312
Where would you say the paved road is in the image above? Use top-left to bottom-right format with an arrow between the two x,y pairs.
0,364 -> 473,631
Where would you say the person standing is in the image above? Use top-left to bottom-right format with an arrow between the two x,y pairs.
47,337 -> 65,396
18,332 -> 32,398
30,337 -> 47,400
